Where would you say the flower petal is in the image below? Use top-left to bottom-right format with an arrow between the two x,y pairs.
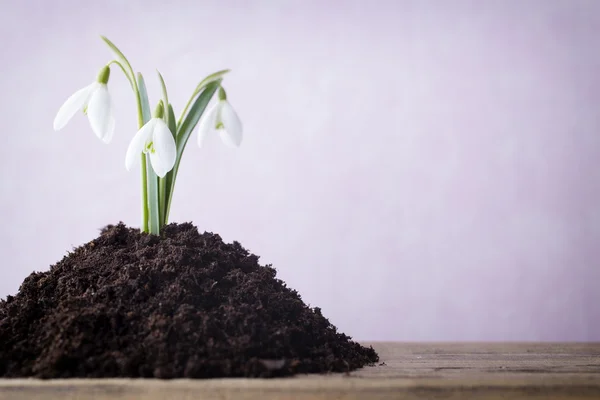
196,103 -> 219,148
218,101 -> 243,147
149,120 -> 176,178
53,83 -> 96,131
87,84 -> 115,144
125,119 -> 156,171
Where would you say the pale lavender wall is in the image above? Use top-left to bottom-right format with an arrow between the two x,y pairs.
1,0 -> 598,341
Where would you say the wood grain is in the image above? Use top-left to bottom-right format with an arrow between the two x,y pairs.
1,342 -> 599,399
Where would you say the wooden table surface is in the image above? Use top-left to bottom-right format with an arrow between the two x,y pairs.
1,342 -> 599,399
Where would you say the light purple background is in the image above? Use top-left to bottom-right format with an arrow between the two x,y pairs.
1,0 -> 599,341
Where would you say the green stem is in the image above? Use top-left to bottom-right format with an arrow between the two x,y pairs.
164,163 -> 179,225
158,178 -> 166,228
140,157 -> 149,232
138,89 -> 162,236
156,72 -> 171,229
106,60 -> 134,89
163,104 -> 177,225
146,159 -> 160,235
101,36 -> 149,232
136,91 -> 149,233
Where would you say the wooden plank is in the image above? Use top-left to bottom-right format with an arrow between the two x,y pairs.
1,342 -> 599,399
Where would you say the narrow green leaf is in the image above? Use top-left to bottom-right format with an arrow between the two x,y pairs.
100,36 -> 128,64
162,103 -> 178,225
167,103 -> 176,136
156,71 -> 171,129
193,69 -> 230,94
100,36 -> 135,81
164,80 -> 221,221
177,70 -> 230,129
154,72 -> 171,229
136,72 -> 159,234
136,72 -> 151,232
176,80 -> 221,157
136,73 -> 151,124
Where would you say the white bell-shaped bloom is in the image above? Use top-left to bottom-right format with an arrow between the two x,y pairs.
197,89 -> 242,148
53,66 -> 115,144
125,118 -> 176,178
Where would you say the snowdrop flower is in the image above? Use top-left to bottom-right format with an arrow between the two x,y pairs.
53,66 -> 115,144
125,101 -> 176,178
197,87 -> 242,148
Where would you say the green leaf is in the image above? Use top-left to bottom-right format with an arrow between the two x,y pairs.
177,70 -> 230,129
155,71 -> 171,229
137,72 -> 159,234
194,69 -> 230,95
162,103 -> 178,225
167,103 -> 176,136
164,80 -> 221,222
156,70 -> 172,133
176,80 -> 221,156
136,73 -> 151,124
100,36 -> 135,81
146,154 -> 160,235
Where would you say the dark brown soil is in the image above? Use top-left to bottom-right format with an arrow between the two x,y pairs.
0,222 -> 378,379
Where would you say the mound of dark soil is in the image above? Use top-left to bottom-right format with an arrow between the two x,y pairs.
0,222 -> 378,379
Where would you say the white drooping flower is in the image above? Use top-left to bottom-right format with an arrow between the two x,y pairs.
125,103 -> 176,178
53,66 -> 115,144
197,87 -> 243,148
